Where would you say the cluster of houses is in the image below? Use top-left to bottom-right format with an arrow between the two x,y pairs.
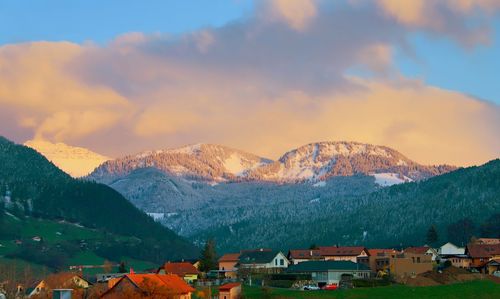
215,239 -> 500,287
3,238 -> 499,298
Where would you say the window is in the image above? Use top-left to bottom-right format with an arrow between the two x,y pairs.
417,257 -> 421,263
280,259 -> 284,266
275,259 -> 278,266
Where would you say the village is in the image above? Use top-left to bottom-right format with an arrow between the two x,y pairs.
1,238 -> 499,299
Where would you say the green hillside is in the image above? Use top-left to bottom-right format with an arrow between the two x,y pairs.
0,136 -> 199,270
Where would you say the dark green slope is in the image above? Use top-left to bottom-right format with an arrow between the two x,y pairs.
0,136 -> 199,265
336,159 -> 500,247
192,159 -> 500,251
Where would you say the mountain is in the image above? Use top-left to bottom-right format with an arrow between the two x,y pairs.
0,136 -> 198,269
191,159 -> 500,252
246,141 -> 454,182
86,141 -> 458,250
24,139 -> 109,177
90,141 -> 454,184
90,143 -> 272,184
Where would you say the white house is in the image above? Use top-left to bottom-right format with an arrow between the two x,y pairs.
238,250 -> 289,269
439,242 -> 465,256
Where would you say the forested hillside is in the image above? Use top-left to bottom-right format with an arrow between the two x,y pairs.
0,136 -> 198,269
188,159 -> 500,252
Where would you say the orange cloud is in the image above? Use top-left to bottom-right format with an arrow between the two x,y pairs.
0,3 -> 498,167
265,0 -> 317,30
0,42 -> 134,142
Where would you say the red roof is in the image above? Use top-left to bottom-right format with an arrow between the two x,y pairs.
219,253 -> 240,262
319,246 -> 368,256
477,238 -> 500,245
467,244 -> 500,258
162,262 -> 199,276
288,249 -> 321,259
219,282 -> 241,291
104,274 -> 194,296
404,246 -> 431,254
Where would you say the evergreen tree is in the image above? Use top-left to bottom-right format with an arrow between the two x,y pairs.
447,218 -> 476,246
199,239 -> 217,272
309,244 -> 319,250
118,261 -> 127,273
426,225 -> 438,245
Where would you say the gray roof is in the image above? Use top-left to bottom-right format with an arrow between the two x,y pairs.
239,251 -> 281,264
287,261 -> 370,273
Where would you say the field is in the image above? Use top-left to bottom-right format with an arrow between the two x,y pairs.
241,280 -> 500,299
0,214 -> 156,277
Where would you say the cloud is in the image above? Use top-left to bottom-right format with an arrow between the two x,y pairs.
0,1 -> 498,167
264,0 -> 318,30
0,42 -> 134,142
375,0 -> 499,45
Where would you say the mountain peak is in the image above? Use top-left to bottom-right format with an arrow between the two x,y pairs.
24,139 -> 109,177
89,140 -> 456,184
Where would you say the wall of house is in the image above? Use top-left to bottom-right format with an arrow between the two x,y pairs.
184,274 -> 198,283
219,261 -> 238,271
449,257 -> 471,268
389,254 -> 432,278
271,253 -> 289,268
323,256 -> 357,263
219,286 -> 241,299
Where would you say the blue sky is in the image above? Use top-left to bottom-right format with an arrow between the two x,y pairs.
0,0 -> 254,43
395,21 -> 500,104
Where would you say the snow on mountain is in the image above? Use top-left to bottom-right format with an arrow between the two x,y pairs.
24,139 -> 109,177
246,141 -> 453,182
89,143 -> 272,183
372,173 -> 413,186
89,141 -> 456,184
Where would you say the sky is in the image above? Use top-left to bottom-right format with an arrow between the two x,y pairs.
0,0 -> 499,166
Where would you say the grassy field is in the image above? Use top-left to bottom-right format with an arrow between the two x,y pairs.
242,280 -> 500,299
0,214 -> 157,276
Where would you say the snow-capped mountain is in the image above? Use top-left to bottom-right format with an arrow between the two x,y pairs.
24,139 -> 109,177
89,143 -> 272,184
89,141 -> 455,184
246,141 -> 453,182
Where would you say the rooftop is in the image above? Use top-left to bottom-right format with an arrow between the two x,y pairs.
287,261 -> 370,272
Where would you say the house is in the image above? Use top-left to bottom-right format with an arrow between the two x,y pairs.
96,273 -> 126,283
445,254 -> 471,269
287,249 -> 323,265
367,249 -> 399,273
476,238 -> 500,245
157,262 -> 199,283
238,250 -> 289,272
31,236 -> 42,242
388,252 -> 433,279
218,253 -> 240,279
286,261 -> 371,286
318,246 -> 370,266
28,272 -> 90,297
466,243 -> 500,270
219,282 -> 241,299
438,242 -> 465,257
404,246 -> 439,261
101,274 -> 195,299
485,258 -> 500,275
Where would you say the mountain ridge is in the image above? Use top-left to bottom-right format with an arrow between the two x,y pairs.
89,141 -> 456,184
